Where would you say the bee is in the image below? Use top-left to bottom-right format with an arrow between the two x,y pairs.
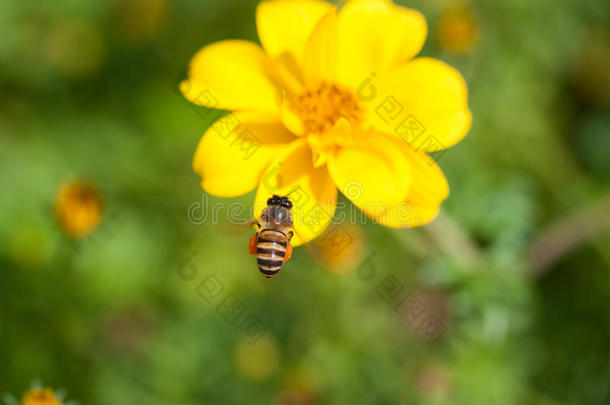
249,194 -> 294,278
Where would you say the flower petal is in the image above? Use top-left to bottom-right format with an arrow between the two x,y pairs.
327,132 -> 411,215
181,40 -> 279,113
336,0 -> 427,88
369,143 -> 449,228
402,144 -> 449,205
280,96 -> 306,136
373,204 -> 441,228
193,113 -> 295,197
307,117 -> 353,168
256,0 -> 334,64
364,57 -> 471,151
303,9 -> 338,83
254,141 -> 337,246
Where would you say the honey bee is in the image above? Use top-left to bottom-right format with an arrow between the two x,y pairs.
249,194 -> 295,278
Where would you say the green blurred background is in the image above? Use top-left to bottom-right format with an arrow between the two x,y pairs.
1,0 -> 610,404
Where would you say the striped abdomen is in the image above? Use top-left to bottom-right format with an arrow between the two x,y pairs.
256,229 -> 288,278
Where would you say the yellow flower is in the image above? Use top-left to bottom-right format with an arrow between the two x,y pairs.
415,363 -> 452,399
306,223 -> 365,273
182,0 -> 471,245
437,9 -> 479,53
55,180 -> 104,239
45,19 -> 105,78
20,388 -> 63,405
234,335 -> 280,380
113,0 -> 168,44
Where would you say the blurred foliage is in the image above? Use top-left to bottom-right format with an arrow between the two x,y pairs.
1,0 -> 609,404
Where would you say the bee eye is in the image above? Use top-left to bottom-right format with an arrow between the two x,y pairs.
268,195 -> 282,205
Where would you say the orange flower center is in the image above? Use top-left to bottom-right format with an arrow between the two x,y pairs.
438,11 -> 479,52
21,388 -> 62,405
55,181 -> 104,238
292,82 -> 362,134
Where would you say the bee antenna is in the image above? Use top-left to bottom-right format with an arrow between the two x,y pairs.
284,188 -> 298,197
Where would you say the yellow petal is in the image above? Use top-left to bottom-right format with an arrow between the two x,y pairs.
394,6 -> 428,62
181,40 -> 279,113
268,52 -> 306,96
280,96 -> 305,136
373,203 -> 441,228
364,57 -> 471,151
254,141 -> 337,246
303,9 -> 338,83
402,144 -> 449,205
336,0 -> 427,89
193,113 -> 295,197
369,143 -> 449,228
327,132 -> 410,215
307,117 -> 353,167
256,0 -> 334,64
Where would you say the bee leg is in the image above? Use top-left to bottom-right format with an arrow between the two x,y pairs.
284,243 -> 293,262
249,233 -> 258,255
287,231 -> 294,241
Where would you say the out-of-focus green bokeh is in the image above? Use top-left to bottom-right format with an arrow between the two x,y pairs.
1,0 -> 610,404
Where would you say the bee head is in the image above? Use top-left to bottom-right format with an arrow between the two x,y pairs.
267,195 -> 281,206
279,196 -> 292,209
267,195 -> 293,209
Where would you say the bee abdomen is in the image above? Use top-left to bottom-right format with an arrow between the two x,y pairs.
257,229 -> 288,277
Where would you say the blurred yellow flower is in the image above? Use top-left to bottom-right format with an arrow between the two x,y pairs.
55,180 -> 104,239
20,388 -> 63,405
45,19 -> 105,78
114,0 -> 168,44
415,363 -> 452,400
437,9 -> 479,53
234,335 -> 280,380
306,223 -> 365,274
276,369 -> 319,405
182,0 -> 471,245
